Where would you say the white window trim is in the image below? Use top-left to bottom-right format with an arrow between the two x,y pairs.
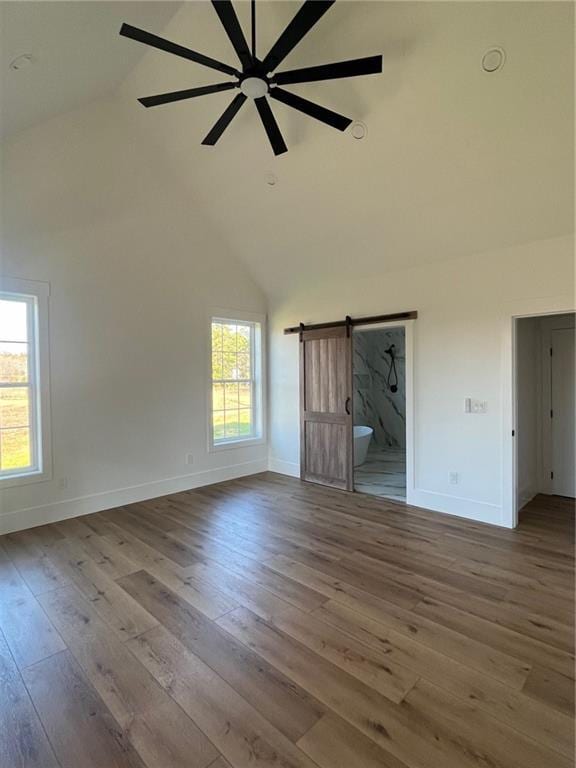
0,276 -> 52,488
207,308 -> 267,452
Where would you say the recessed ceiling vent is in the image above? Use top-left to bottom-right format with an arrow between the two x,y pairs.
482,47 -> 505,73
351,121 -> 367,140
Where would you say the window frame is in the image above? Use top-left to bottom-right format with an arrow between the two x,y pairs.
0,277 -> 52,488
208,309 -> 266,452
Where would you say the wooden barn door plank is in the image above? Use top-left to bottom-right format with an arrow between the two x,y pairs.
300,326 -> 353,490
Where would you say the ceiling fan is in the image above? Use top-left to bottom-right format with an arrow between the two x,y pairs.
120,0 -> 382,156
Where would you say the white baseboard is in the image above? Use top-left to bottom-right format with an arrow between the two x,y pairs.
408,488 -> 504,527
267,458 -> 504,527
2,456 -> 506,534
517,488 -> 537,512
268,456 -> 300,478
0,459 -> 267,535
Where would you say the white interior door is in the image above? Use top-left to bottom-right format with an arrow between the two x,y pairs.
551,327 -> 575,497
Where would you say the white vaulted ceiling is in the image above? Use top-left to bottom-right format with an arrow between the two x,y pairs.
117,1 -> 574,298
2,1 -> 573,299
0,1 -> 182,137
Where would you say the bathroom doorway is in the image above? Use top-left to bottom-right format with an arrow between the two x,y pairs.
293,312 -> 415,497
353,324 -> 408,501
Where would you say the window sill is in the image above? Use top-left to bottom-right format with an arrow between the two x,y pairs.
209,436 -> 266,453
0,468 -> 52,490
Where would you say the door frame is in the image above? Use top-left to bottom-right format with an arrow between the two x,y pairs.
542,318 -> 575,496
352,319 -> 415,505
503,302 -> 575,528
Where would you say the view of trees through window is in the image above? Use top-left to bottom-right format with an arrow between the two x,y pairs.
211,319 -> 255,442
0,298 -> 33,473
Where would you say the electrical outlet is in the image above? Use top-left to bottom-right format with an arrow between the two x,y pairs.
186,453 -> 194,465
449,472 -> 459,485
58,477 -> 68,490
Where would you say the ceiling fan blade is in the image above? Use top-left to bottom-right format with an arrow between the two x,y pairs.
139,82 -> 238,108
254,97 -> 288,155
202,93 -> 247,145
269,87 -> 351,131
211,1 -> 252,70
120,23 -> 239,77
273,55 -> 382,85
261,0 -> 335,73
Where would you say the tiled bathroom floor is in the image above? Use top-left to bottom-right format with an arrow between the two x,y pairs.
354,447 -> 406,501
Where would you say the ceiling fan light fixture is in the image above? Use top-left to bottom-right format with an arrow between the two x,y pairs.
240,77 -> 268,99
120,0 -> 383,155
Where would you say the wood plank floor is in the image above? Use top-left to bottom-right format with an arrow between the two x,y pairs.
0,473 -> 573,768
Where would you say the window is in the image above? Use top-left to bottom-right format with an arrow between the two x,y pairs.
0,278 -> 51,485
210,315 -> 264,447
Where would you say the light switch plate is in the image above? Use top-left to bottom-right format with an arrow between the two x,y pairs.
465,398 -> 487,414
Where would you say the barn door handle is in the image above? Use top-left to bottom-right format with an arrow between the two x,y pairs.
345,397 -> 351,415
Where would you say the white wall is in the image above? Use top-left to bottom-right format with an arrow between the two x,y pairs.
268,235 -> 575,526
516,317 -> 541,508
1,2 -> 572,533
0,97 -> 267,534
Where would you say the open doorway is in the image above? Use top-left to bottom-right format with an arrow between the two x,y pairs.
295,313 -> 415,497
515,312 -> 575,514
353,325 -> 407,501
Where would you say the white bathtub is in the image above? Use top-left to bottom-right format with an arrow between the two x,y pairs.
353,425 -> 373,467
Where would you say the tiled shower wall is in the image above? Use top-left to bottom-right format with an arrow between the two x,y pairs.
353,327 -> 406,449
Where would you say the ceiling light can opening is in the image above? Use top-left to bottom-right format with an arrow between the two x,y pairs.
482,47 -> 505,73
351,121 -> 367,140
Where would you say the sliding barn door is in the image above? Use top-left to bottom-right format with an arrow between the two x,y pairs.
300,327 -> 353,490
